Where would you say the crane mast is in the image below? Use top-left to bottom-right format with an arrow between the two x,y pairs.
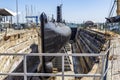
117,0 -> 120,15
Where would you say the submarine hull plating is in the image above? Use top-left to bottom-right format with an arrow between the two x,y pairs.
44,23 -> 71,53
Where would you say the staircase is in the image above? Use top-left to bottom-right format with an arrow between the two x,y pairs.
52,43 -> 73,72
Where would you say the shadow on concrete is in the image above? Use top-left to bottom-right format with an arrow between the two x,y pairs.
4,44 -> 41,80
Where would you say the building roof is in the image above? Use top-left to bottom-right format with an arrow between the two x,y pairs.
85,21 -> 94,25
0,8 -> 16,16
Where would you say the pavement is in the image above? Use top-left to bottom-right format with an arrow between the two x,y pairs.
107,35 -> 120,80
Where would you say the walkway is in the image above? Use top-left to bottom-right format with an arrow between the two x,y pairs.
107,35 -> 120,80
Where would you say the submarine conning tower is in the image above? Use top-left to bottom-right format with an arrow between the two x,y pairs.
57,4 -> 62,22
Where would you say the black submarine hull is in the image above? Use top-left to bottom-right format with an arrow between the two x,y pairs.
44,22 -> 71,53
39,12 -> 71,75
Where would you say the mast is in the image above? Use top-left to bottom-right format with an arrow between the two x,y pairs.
57,4 -> 62,22
16,0 -> 19,25
25,5 -> 28,24
117,0 -> 120,15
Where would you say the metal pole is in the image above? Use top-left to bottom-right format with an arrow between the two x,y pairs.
111,44 -> 114,80
104,40 -> 111,80
101,55 -> 106,80
25,5 -> 28,25
62,55 -> 64,80
24,55 -> 27,80
16,0 -> 19,26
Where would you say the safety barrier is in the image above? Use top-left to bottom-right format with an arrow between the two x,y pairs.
0,46 -> 112,80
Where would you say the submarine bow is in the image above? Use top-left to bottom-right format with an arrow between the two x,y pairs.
39,5 -> 71,77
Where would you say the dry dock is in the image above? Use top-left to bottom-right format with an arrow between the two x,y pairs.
0,28 -> 120,80
0,28 -> 39,80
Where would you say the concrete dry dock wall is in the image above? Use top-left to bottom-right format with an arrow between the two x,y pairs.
72,28 -> 109,77
0,29 -> 38,80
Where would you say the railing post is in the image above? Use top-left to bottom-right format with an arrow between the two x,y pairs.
111,44 -> 114,80
62,55 -> 64,80
102,40 -> 111,80
101,55 -> 106,80
24,55 -> 27,80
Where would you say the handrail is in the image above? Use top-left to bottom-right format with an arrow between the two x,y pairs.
0,45 -> 113,80
104,44 -> 113,55
100,44 -> 113,80
0,73 -> 102,77
0,53 -> 106,56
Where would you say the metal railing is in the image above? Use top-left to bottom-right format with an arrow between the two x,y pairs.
0,46 -> 113,80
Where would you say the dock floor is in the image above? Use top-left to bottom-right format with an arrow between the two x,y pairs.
107,35 -> 120,80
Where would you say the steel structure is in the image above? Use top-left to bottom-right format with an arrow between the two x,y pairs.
25,16 -> 38,25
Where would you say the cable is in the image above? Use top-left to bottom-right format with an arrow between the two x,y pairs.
108,0 -> 117,18
108,0 -> 114,16
105,0 -> 117,23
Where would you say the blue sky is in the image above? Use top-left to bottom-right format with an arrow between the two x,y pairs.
0,0 -> 114,23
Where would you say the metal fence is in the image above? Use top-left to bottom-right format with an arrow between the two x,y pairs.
0,46 -> 112,80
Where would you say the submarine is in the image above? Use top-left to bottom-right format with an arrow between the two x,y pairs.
40,5 -> 71,53
39,5 -> 71,75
